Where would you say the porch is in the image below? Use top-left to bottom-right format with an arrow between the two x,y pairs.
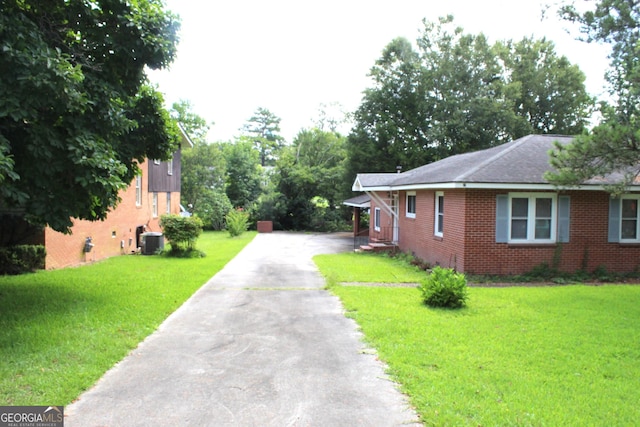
356,226 -> 399,253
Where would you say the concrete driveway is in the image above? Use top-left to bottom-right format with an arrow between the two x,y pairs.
65,232 -> 421,426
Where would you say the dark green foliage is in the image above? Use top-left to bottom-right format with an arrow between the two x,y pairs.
419,266 -> 468,308
241,107 -> 285,167
249,180 -> 287,230
225,208 -> 250,237
346,37 -> 432,178
222,139 -> 262,209
346,16 -> 592,183
274,129 -> 350,231
547,1 -> 640,191
0,245 -> 45,275
196,190 -> 233,230
498,37 -> 593,136
593,265 -> 611,282
181,142 -> 231,229
159,214 -> 203,254
0,1 -> 180,233
170,100 -> 211,143
524,262 -> 558,281
169,101 -> 231,229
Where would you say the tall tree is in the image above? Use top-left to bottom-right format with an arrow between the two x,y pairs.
418,17 -> 520,156
346,16 -> 593,184
222,138 -> 262,209
314,102 -> 351,133
546,0 -> 640,194
498,37 -> 593,136
346,36 -> 430,181
0,0 -> 180,234
241,107 -> 285,167
170,102 -> 231,228
275,129 -> 347,230
182,143 -> 231,229
170,99 -> 212,144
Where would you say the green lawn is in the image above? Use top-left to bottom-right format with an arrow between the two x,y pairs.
0,231 -> 255,406
314,252 -> 640,426
314,252 -> 427,284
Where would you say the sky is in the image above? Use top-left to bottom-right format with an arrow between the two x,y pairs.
147,0 -> 611,143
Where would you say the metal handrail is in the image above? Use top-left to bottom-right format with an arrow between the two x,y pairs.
353,226 -> 398,250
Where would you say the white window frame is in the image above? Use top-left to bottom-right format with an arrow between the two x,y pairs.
434,191 -> 444,237
166,192 -> 172,214
620,195 -> 640,242
153,159 -> 160,165
135,175 -> 142,206
168,158 -> 173,176
152,192 -> 158,217
406,192 -> 416,218
374,207 -> 381,231
508,192 -> 557,244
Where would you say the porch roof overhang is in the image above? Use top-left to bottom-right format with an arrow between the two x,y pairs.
343,194 -> 371,208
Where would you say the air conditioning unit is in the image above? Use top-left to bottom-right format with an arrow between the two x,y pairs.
141,232 -> 164,255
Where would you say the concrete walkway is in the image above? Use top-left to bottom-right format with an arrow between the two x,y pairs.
65,232 -> 421,426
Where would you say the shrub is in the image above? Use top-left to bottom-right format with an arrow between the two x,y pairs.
0,245 -> 46,275
593,265 -> 610,281
226,208 -> 250,237
523,262 -> 558,281
192,190 -> 233,230
419,266 -> 468,308
159,214 -> 204,255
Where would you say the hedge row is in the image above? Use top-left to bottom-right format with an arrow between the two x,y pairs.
0,245 -> 46,275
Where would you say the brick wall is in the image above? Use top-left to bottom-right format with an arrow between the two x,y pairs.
44,159 -> 181,269
372,188 -> 640,276
369,194 -> 395,242
396,189 -> 466,270
463,190 -> 640,275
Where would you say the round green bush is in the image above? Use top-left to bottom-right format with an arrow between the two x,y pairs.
419,266 -> 468,308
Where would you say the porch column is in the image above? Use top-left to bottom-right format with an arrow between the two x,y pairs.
353,207 -> 361,237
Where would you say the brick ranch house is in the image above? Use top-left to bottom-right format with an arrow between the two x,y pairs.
38,125 -> 193,269
351,134 -> 640,276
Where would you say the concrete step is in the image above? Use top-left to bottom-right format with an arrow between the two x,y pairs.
359,243 -> 398,253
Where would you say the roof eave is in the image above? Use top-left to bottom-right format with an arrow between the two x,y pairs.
343,201 -> 371,208
355,181 -> 640,192
178,122 -> 195,149
357,186 -> 395,192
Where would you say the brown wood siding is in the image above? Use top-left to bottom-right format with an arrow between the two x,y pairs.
148,149 -> 181,193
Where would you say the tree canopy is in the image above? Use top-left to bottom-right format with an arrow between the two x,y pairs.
170,100 -> 212,145
346,16 -> 593,181
546,0 -> 640,194
241,107 -> 285,167
272,128 -> 348,230
171,101 -> 231,230
222,138 -> 262,209
0,0 -> 180,234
